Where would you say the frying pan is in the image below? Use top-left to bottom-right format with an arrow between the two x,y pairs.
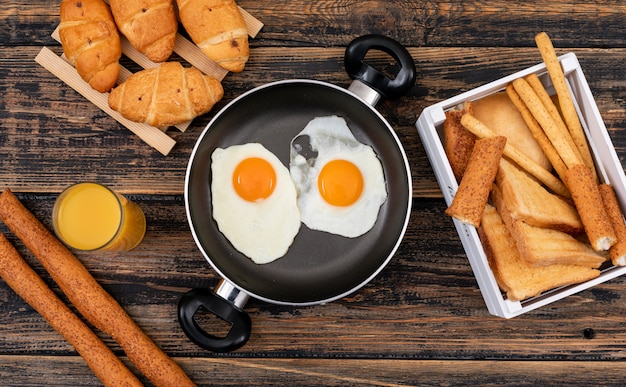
179,35 -> 416,352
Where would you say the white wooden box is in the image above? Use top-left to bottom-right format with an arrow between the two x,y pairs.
415,53 -> 626,318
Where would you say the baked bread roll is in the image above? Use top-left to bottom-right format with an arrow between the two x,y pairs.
108,62 -> 224,127
177,0 -> 249,72
59,0 -> 122,93
109,0 -> 177,63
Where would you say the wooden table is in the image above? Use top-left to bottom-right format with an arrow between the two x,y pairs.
3,1 -> 626,385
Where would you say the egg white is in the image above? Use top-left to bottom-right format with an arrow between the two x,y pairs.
289,116 -> 387,238
211,143 -> 301,264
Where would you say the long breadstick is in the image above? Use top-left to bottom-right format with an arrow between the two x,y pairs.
505,83 -> 568,183
445,136 -> 507,227
0,189 -> 195,387
0,234 -> 142,387
565,165 -> 616,252
535,32 -> 597,179
524,73 -> 584,167
512,77 -> 582,169
599,184 -> 626,265
460,113 -> 570,198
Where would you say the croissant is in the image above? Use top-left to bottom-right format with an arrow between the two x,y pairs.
109,0 -> 177,63
59,0 -> 121,93
108,62 -> 224,127
177,0 -> 249,72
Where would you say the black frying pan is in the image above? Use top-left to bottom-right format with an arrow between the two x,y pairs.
179,35 -> 416,352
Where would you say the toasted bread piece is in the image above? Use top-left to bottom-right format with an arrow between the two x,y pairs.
496,158 -> 583,234
444,102 -> 476,181
479,205 -> 601,301
491,184 -> 607,268
445,136 -> 507,227
473,91 -> 551,171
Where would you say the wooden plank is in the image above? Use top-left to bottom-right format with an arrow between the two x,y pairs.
34,47 -> 177,156
1,195 -> 626,359
4,0 -> 626,48
4,356 -> 626,386
4,46 -> 626,195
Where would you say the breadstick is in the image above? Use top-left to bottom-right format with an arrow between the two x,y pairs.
460,113 -> 569,197
524,73 -> 583,167
512,77 -> 582,169
0,234 -> 142,387
565,165 -> 616,251
505,83 -> 568,182
599,184 -> 626,265
445,136 -> 507,227
0,189 -> 195,387
535,32 -> 597,179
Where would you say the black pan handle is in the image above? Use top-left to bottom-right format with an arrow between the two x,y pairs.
178,287 -> 251,353
344,34 -> 416,100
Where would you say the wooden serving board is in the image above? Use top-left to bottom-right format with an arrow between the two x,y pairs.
36,7 -> 264,156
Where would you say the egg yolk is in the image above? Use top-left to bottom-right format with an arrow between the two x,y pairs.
232,157 -> 276,202
318,159 -> 364,207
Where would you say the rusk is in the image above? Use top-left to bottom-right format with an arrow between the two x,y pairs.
445,136 -> 507,227
496,158 -> 582,234
472,91 -> 550,171
479,205 -> 600,301
443,102 -> 476,181
491,185 -> 607,268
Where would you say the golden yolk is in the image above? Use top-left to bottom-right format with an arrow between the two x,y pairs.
232,157 -> 276,202
318,159 -> 364,207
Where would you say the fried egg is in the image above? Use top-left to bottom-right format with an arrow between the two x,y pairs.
289,115 -> 387,238
211,143 -> 301,264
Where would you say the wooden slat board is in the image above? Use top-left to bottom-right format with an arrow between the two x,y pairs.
40,6 -> 263,155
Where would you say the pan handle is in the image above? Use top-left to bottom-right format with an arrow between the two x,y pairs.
344,34 -> 416,103
178,282 -> 251,353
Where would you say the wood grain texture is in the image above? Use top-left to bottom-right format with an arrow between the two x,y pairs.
2,45 -> 626,196
4,0 -> 626,385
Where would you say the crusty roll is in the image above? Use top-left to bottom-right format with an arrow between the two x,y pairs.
177,0 -> 249,72
110,0 -> 177,63
59,0 -> 122,93
108,61 -> 224,127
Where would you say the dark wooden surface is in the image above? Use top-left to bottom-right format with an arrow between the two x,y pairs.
3,1 -> 626,385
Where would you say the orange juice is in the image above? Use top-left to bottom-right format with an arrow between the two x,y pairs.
53,183 -> 146,251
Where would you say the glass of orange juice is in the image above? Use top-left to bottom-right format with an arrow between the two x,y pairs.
52,182 -> 146,251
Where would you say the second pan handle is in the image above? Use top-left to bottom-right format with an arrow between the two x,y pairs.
178,281 -> 251,353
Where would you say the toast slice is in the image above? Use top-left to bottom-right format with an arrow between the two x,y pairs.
496,158 -> 583,234
491,184 -> 607,268
479,204 -> 601,301
445,136 -> 507,227
444,101 -> 475,181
